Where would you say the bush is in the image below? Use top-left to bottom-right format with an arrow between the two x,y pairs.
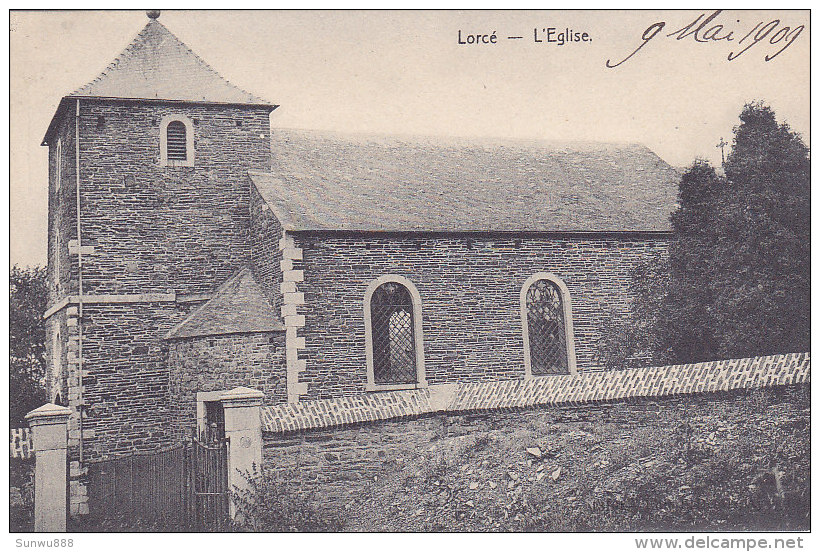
9,458 -> 35,532
231,466 -> 344,532
595,254 -> 672,370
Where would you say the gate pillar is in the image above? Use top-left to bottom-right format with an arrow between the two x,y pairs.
220,386 -> 264,519
25,403 -> 71,532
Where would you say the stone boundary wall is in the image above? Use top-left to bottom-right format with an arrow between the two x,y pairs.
10,428 -> 33,459
261,352 -> 810,434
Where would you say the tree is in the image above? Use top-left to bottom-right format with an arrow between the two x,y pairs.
662,102 -> 810,362
597,162 -> 730,369
597,103 -> 810,367
10,265 -> 48,424
709,103 -> 811,357
665,160 -> 727,362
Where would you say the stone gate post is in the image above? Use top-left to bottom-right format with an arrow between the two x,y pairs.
25,403 -> 72,532
220,386 -> 264,519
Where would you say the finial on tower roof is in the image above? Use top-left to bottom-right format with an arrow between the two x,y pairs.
146,10 -> 160,20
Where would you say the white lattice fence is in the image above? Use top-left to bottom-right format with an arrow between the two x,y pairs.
10,427 -> 33,459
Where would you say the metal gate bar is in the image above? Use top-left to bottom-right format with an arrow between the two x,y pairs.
86,435 -> 228,531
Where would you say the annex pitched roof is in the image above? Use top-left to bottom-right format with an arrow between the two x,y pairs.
250,129 -> 680,234
165,268 -> 284,340
43,17 -> 275,145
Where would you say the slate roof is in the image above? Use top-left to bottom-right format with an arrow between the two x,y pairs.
71,18 -> 271,105
43,18 -> 274,145
249,129 -> 680,233
165,268 -> 283,340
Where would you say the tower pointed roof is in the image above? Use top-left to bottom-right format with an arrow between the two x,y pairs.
71,18 -> 270,105
42,15 -> 275,145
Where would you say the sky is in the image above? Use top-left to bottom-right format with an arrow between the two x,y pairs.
9,9 -> 810,268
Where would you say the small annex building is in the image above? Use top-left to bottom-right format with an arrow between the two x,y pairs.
41,11 -> 680,486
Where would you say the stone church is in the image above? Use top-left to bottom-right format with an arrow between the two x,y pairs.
42,13 -> 679,463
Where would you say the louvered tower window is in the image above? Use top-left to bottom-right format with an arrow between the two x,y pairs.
370,282 -> 417,384
160,116 -> 194,167
166,121 -> 188,161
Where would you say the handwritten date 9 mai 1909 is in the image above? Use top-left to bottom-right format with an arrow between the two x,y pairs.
457,10 -> 804,69
607,10 -> 804,68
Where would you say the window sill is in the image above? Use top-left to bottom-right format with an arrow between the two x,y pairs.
366,381 -> 428,392
524,371 -> 576,380
161,160 -> 195,168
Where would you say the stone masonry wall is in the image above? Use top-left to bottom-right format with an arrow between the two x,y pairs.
167,331 -> 288,441
43,99 -> 273,463
64,299 -> 202,514
79,301 -> 196,460
290,233 -> 669,400
47,103 -> 78,304
76,100 -> 272,296
261,352 -> 810,433
262,384 -> 810,519
261,353 -> 809,516
249,181 -> 284,312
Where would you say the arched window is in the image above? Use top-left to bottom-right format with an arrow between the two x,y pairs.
51,329 -> 62,402
364,275 -> 426,391
53,228 -> 61,292
160,115 -> 194,167
520,273 -> 577,377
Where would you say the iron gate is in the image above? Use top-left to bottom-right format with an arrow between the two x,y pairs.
86,433 -> 229,531
190,434 -> 230,531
